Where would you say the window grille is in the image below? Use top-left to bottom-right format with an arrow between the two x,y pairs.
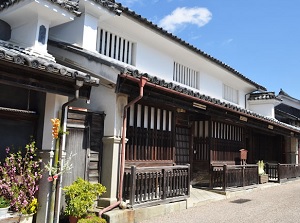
173,62 -> 199,89
223,84 -> 238,104
98,29 -> 133,64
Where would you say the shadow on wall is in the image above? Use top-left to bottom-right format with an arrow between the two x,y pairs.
0,20 -> 11,41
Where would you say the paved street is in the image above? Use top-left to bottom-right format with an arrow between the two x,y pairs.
140,180 -> 300,223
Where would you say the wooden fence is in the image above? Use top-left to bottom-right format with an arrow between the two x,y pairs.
210,164 -> 259,191
265,163 -> 300,183
123,165 -> 190,208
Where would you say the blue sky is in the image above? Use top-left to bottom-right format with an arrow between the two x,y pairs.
117,0 -> 300,99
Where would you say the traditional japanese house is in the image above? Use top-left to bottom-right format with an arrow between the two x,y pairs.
1,0 -> 300,222
47,0 -> 300,215
275,89 -> 300,164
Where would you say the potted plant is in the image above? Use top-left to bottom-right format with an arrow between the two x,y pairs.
63,177 -> 106,223
257,160 -> 268,184
0,140 -> 42,222
0,195 -> 10,217
77,213 -> 107,223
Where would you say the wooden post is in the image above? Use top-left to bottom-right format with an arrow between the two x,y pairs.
187,164 -> 191,196
242,165 -> 245,187
277,163 -> 281,183
162,168 -> 167,200
257,165 -> 259,184
129,165 -> 136,206
223,164 -> 227,191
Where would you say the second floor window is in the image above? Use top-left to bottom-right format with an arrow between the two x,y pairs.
98,28 -> 134,65
173,62 -> 199,89
223,84 -> 238,104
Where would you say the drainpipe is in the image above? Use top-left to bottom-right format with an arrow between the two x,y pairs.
52,78 -> 84,223
99,75 -> 147,217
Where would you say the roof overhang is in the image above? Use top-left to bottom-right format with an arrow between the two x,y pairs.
117,72 -> 300,138
0,57 -> 99,100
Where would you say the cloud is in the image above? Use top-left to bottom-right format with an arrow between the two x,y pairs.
158,7 -> 212,33
222,38 -> 233,46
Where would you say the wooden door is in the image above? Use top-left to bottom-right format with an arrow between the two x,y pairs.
63,109 -> 105,186
175,113 -> 191,165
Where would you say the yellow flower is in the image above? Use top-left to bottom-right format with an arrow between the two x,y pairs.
51,118 -> 60,139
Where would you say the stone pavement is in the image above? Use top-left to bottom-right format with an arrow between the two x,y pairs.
104,182 -> 280,223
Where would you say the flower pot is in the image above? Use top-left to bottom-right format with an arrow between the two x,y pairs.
259,174 -> 269,184
69,216 -> 78,223
0,207 -> 9,218
20,213 -> 34,223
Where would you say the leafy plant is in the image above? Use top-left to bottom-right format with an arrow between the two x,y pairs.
0,196 -> 10,208
63,178 -> 106,218
257,160 -> 265,175
0,140 -> 42,214
77,213 -> 107,223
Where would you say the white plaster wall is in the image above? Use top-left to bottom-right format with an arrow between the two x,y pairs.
248,102 -> 275,118
199,71 -> 223,99
49,6 -> 261,111
82,13 -> 98,51
34,17 -> 50,52
135,42 -> 173,81
42,93 -> 68,151
49,14 -> 84,45
98,14 -> 259,109
11,19 -> 37,47
71,85 -> 119,136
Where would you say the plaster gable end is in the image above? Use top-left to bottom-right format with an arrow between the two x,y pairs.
10,17 -> 50,54
49,15 -> 84,46
248,100 -> 277,118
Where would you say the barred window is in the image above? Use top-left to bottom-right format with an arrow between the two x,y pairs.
173,62 -> 199,89
223,84 -> 238,104
98,29 -> 134,65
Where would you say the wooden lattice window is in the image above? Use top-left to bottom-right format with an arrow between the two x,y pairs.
98,28 -> 134,65
173,62 -> 199,89
126,104 -> 175,165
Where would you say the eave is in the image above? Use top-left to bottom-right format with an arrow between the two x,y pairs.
116,71 -> 300,137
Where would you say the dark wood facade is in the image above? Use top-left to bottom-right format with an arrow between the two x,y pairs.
118,74 -> 299,188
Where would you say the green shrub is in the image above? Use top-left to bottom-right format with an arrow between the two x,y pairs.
0,196 -> 10,208
63,178 -> 106,218
77,213 -> 107,223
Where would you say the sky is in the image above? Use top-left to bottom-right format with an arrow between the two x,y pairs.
117,0 -> 300,100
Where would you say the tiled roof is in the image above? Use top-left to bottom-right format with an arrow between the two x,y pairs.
276,104 -> 300,120
121,68 -> 300,133
107,1 -> 267,91
91,0 -> 122,15
0,40 -> 99,86
248,92 -> 280,101
0,0 -> 81,16
278,89 -> 300,102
